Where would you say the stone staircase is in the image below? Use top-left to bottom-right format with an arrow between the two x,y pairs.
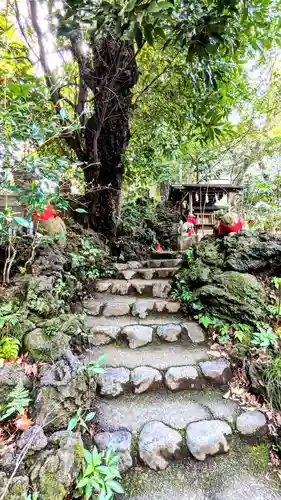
80,256 -> 275,499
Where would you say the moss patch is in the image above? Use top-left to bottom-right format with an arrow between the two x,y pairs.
245,442 -> 270,472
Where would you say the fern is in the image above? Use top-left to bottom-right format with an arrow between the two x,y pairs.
0,381 -> 31,420
0,336 -> 20,361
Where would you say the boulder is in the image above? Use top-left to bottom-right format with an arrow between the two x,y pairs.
139,421 -> 182,470
199,359 -> 232,387
24,328 -> 70,362
97,367 -> 130,397
29,431 -> 83,499
94,430 -> 132,471
182,322 -> 205,343
132,366 -> 162,393
156,324 -> 181,342
25,276 -> 58,317
194,272 -> 267,324
0,364 -> 32,400
174,232 -> 277,324
33,355 -> 95,432
186,419 -> 232,461
123,325 -> 153,348
0,444 -> 17,473
165,366 -> 201,391
236,410 -> 267,438
0,472 -> 29,499
17,424 -> 48,452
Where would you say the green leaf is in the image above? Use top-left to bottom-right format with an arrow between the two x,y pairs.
68,417 -> 78,431
144,24 -> 154,46
148,1 -> 171,13
14,217 -> 30,228
106,479 -> 124,494
76,477 -> 89,488
84,448 -> 93,464
75,208 -> 88,213
85,411 -> 96,422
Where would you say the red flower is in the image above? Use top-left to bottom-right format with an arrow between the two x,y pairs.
32,204 -> 57,222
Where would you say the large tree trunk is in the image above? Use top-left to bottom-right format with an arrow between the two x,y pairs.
84,38 -> 138,240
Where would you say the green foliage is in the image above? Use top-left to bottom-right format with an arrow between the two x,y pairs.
233,323 -> 253,345
0,381 -> 31,421
70,239 -> 111,281
0,301 -> 19,331
68,408 -> 96,434
261,355 -> 281,409
252,328 -> 277,348
26,494 -> 40,500
0,336 -> 20,363
75,446 -> 123,500
78,354 -> 106,376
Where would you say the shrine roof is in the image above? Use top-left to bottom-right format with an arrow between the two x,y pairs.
169,183 -> 243,192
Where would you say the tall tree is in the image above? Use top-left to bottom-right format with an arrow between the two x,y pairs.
13,0 -> 281,238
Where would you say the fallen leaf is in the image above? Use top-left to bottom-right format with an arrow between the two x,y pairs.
223,390 -> 231,399
15,413 -> 33,431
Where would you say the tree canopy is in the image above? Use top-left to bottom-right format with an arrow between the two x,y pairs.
1,0 -> 281,235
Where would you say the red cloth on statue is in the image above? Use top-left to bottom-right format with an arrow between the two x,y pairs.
186,216 -> 196,225
155,243 -> 164,252
33,204 -> 57,222
218,217 -> 243,236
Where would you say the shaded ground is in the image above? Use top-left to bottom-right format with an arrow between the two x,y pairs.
122,439 -> 280,499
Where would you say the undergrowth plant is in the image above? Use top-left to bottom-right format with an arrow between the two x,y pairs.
0,336 -> 20,365
252,328 -> 277,348
74,447 -> 123,500
0,381 -> 31,420
261,355 -> 281,409
68,408 -> 96,434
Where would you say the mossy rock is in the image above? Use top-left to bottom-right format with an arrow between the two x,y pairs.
23,329 -> 70,361
193,271 -> 267,324
38,314 -> 83,338
193,237 -> 224,267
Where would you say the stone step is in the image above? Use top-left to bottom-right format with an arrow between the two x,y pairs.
94,391 -> 268,472
116,267 -> 178,281
83,295 -> 181,318
114,259 -> 182,271
95,279 -> 172,298
83,315 -> 205,347
93,358 -> 232,398
81,342 -> 211,371
121,446 -> 277,499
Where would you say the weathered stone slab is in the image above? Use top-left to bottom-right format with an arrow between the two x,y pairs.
103,302 -> 131,317
186,419 -> 232,461
123,325 -> 153,348
199,359 -> 232,386
97,367 -> 130,397
182,322 -> 205,343
165,366 -> 201,391
157,324 -> 181,342
139,421 -> 182,470
132,366 -> 162,394
236,410 -> 267,437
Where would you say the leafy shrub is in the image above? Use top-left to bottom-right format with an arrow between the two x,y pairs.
0,381 -> 31,420
261,356 -> 281,409
75,447 -> 124,499
68,408 -> 96,434
0,336 -> 20,363
252,328 -> 277,348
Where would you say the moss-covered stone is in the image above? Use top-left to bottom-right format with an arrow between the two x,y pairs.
193,271 -> 267,324
173,232 -> 274,325
39,472 -> 66,500
23,328 -> 70,361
